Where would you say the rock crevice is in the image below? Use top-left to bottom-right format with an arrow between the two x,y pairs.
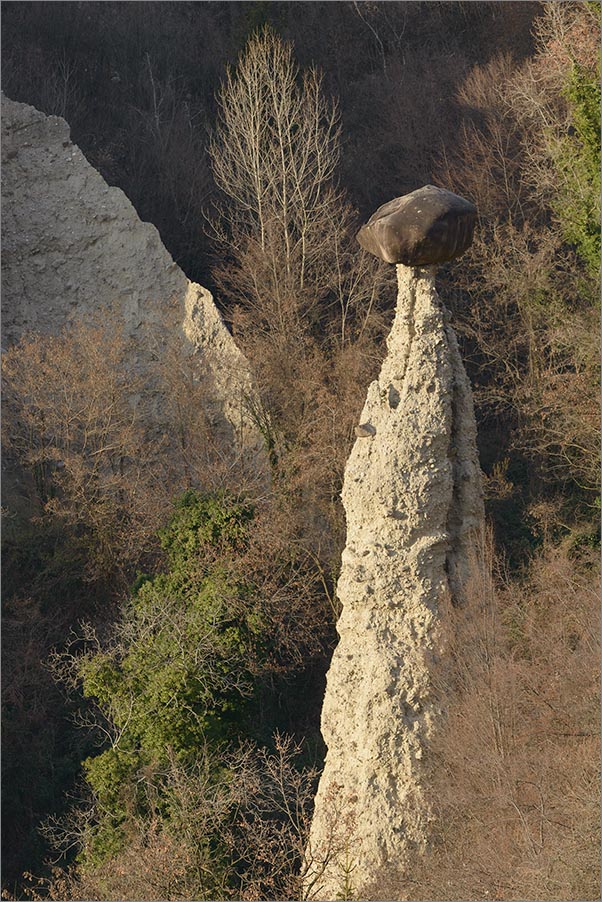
307,265 -> 484,898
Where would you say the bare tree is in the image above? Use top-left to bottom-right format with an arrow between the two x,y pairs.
208,25 -> 386,345
370,538 -> 601,902
209,28 -> 339,280
1,315 -> 161,580
435,2 -> 600,495
1,311 -> 244,582
206,25 -> 392,578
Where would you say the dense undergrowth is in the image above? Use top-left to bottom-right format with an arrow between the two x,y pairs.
2,2 -> 599,900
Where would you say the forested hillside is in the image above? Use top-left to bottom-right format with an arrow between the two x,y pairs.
2,2 -> 599,900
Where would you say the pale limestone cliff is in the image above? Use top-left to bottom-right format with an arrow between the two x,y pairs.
307,265 -> 484,899
1,93 -> 263,462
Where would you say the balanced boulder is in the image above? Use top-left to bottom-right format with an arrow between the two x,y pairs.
357,184 -> 477,266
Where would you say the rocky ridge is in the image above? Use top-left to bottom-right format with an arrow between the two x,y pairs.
1,93 -> 263,463
307,264 -> 484,898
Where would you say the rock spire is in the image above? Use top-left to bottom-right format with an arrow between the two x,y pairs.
306,262 -> 484,898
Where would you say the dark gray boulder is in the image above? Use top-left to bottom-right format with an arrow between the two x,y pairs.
357,185 -> 477,266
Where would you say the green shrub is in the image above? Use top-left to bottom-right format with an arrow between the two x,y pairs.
77,491 -> 265,865
553,60 -> 601,277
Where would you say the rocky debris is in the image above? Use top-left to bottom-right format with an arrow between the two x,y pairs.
1,93 -> 264,466
357,185 -> 477,265
306,264 -> 484,898
355,422 -> 377,438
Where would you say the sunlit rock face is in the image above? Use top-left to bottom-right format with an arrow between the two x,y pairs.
1,93 -> 264,465
357,185 -> 477,265
306,264 -> 484,899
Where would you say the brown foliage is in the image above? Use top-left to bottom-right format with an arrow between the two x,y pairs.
1,311 -> 257,584
26,736 -> 335,902
367,537 -> 600,901
208,26 -> 395,579
2,316 -> 161,582
2,7 -> 598,897
436,2 -> 600,496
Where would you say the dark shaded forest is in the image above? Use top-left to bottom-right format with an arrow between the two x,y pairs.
1,2 -> 600,900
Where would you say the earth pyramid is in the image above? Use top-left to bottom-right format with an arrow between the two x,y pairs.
306,189 -> 484,898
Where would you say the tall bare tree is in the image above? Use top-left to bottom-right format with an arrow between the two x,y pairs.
207,25 -> 392,583
208,25 -> 386,346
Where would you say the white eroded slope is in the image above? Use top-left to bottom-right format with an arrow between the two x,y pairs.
1,93 -> 263,462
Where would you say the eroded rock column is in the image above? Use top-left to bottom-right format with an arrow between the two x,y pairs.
306,263 -> 484,898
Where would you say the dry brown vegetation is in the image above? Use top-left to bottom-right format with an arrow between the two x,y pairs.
366,537 -> 600,901
1,309 -> 263,583
438,2 -> 600,501
2,317 -> 161,583
20,734 -> 363,902
206,26 -> 396,574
